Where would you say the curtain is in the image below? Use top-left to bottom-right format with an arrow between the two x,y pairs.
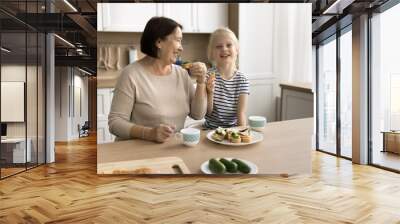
272,4 -> 312,84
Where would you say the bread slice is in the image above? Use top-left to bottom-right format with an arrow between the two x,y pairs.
230,136 -> 241,143
240,135 -> 251,143
112,167 -> 153,174
212,132 -> 224,141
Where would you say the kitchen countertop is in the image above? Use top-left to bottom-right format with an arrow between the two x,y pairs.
280,82 -> 313,93
97,118 -> 313,175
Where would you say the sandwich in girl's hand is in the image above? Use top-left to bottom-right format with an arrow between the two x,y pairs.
209,71 -> 216,81
182,62 -> 193,70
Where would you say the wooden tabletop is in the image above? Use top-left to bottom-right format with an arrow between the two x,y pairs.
280,82 -> 313,93
97,118 -> 313,175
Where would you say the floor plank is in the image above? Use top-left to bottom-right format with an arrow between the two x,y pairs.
0,135 -> 399,223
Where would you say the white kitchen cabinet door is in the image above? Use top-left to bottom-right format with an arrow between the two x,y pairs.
163,3 -> 197,33
99,3 -> 227,33
101,3 -> 162,32
97,4 -> 103,31
97,88 -> 115,144
197,3 -> 228,33
247,78 -> 277,122
164,3 -> 228,33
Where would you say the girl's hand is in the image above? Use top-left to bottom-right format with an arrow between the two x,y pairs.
150,124 -> 176,143
206,72 -> 216,93
189,62 -> 207,84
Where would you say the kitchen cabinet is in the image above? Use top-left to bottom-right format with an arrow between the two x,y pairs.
99,3 -> 161,32
97,88 -> 115,144
98,3 -> 227,33
163,3 -> 228,33
162,4 -> 197,32
97,4 -> 103,31
280,83 -> 314,121
166,3 -> 227,33
196,4 -> 228,33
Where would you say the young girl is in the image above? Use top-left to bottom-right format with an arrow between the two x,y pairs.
204,28 -> 249,129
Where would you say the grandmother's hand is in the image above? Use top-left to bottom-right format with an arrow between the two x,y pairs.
189,62 -> 207,84
150,124 -> 176,143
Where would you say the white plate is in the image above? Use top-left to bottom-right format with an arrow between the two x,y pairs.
206,129 -> 263,146
201,158 -> 258,174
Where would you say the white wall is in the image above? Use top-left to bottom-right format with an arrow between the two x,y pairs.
272,4 -> 312,84
1,65 -> 32,137
74,74 -> 89,123
238,4 -> 311,121
239,4 -> 275,121
72,73 -> 89,139
1,64 -> 46,163
55,67 -> 89,141
55,67 -> 69,141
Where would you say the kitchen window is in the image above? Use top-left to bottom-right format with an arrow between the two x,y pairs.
317,35 -> 337,155
340,27 -> 352,159
370,2 -> 400,172
316,24 -> 353,159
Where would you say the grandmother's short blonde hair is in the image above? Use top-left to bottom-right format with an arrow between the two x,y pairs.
207,27 -> 239,64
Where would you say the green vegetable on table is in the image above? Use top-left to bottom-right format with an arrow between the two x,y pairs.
208,158 -> 226,174
219,158 -> 238,173
231,159 -> 251,174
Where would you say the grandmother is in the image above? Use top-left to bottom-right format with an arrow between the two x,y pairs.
108,17 -> 207,143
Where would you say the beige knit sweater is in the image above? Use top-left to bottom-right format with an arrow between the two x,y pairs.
108,62 -> 206,140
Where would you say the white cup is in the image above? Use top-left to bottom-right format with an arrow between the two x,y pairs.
177,128 -> 200,147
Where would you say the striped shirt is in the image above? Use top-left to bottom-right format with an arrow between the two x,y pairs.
204,68 -> 250,129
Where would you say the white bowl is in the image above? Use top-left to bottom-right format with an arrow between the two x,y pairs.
248,116 -> 267,132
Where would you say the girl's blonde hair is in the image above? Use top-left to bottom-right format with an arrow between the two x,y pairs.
207,27 -> 239,64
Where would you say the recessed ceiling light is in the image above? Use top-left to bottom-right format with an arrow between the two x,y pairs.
77,67 -> 92,76
1,47 -> 11,53
322,0 -> 354,15
63,0 -> 78,12
54,34 -> 75,48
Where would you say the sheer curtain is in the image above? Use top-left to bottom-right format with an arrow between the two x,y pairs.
272,4 -> 312,84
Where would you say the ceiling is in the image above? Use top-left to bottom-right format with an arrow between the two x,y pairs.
309,0 -> 391,44
0,0 -> 97,74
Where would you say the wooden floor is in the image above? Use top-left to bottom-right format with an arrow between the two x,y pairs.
1,135 -> 400,223
1,167 -> 26,178
373,150 -> 400,171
